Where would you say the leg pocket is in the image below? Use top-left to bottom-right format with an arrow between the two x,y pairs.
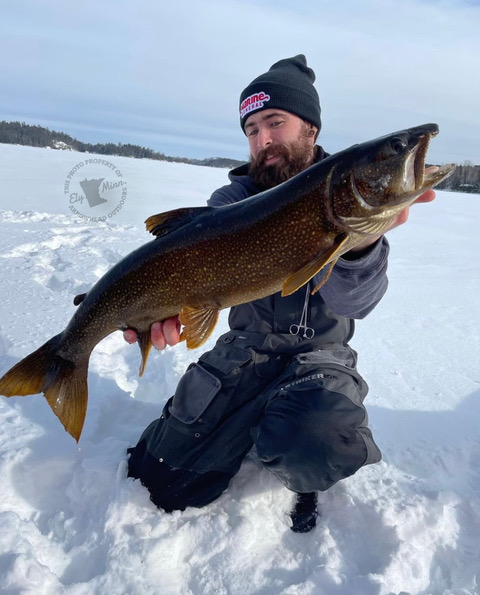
169,343 -> 253,436
170,363 -> 221,425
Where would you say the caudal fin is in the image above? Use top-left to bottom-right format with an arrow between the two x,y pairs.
0,334 -> 88,442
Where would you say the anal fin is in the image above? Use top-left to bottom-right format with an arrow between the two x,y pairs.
179,306 -> 219,349
282,235 -> 348,297
136,330 -> 152,377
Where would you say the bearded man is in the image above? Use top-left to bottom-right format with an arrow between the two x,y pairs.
126,55 -> 435,532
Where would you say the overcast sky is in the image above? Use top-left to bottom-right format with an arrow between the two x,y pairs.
1,0 -> 479,164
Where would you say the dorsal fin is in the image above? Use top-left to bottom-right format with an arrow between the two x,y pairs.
145,207 -> 213,237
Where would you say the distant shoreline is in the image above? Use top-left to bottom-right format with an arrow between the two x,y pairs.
0,120 -> 245,171
1,120 -> 478,193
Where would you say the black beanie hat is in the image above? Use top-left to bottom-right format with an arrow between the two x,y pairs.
239,54 -> 321,133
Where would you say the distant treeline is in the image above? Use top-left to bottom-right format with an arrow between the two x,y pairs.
0,120 -> 244,170
435,163 -> 480,194
1,121 -> 478,192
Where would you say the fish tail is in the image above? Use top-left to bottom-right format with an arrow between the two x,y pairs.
0,334 -> 88,442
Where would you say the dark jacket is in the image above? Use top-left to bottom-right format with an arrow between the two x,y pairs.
207,146 -> 389,350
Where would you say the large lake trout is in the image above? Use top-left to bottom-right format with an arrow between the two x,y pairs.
0,124 -> 454,440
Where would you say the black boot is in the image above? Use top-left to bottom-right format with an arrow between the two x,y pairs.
290,491 -> 318,533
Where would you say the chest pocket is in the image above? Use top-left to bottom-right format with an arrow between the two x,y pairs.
169,344 -> 253,434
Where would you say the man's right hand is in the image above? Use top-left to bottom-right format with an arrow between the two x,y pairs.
123,316 -> 182,350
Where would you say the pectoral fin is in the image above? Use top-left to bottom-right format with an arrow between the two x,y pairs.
136,330 -> 152,377
281,235 -> 349,297
179,306 -> 219,349
311,259 -> 337,294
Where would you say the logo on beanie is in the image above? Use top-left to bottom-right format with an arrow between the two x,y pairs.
240,92 -> 271,119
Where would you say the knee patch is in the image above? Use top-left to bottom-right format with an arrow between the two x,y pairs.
253,379 -> 380,492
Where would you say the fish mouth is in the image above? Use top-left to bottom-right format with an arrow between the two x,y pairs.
422,163 -> 456,189
408,127 -> 455,193
346,124 -> 456,214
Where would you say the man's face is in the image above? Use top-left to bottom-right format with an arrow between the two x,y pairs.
244,109 -> 317,190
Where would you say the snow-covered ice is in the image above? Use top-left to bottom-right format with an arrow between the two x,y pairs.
0,144 -> 479,595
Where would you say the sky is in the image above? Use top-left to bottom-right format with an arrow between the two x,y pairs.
1,0 -> 479,164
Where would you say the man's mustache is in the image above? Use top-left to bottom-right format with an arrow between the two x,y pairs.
253,144 -> 290,168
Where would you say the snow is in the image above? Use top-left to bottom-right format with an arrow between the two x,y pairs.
0,143 -> 479,595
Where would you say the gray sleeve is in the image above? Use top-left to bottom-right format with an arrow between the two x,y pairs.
208,179 -> 257,207
315,237 -> 390,319
208,187 -> 239,206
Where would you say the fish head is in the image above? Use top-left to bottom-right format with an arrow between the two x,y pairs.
331,123 -> 455,223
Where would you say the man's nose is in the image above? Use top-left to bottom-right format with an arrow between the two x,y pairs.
256,128 -> 272,150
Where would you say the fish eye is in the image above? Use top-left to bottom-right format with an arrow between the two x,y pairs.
391,137 -> 408,154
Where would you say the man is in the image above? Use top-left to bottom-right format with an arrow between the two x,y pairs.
126,55 -> 435,532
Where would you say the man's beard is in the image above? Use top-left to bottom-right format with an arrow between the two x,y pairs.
249,133 -> 315,191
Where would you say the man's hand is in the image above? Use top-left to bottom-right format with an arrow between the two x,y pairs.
123,316 -> 182,350
347,190 -> 436,255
